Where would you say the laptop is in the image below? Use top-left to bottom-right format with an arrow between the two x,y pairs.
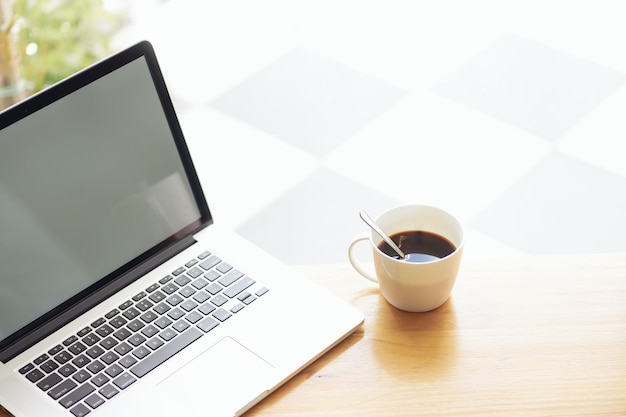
0,41 -> 363,417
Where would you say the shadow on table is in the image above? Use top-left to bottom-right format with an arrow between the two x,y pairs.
365,290 -> 459,381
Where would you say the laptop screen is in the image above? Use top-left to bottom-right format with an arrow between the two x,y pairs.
0,43 -> 210,357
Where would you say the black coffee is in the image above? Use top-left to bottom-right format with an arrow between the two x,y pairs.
377,230 -> 456,263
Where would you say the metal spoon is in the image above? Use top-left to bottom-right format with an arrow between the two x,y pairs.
359,210 -> 406,259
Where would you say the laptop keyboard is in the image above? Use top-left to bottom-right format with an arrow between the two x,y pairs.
18,250 -> 269,416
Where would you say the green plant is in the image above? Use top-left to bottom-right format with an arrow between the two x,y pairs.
1,0 -> 123,109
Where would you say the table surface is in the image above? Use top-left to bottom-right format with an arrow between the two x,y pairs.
246,254 -> 626,417
2,253 -> 625,417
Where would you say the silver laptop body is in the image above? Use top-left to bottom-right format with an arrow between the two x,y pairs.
0,41 -> 363,417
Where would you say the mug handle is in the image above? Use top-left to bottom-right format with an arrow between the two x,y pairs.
348,233 -> 378,283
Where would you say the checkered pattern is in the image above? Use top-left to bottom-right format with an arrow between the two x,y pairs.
116,1 -> 626,264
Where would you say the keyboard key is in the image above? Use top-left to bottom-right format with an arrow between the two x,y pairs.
237,291 -> 251,301
122,307 -> 140,320
86,360 -> 105,374
255,287 -> 269,297
154,317 -> 173,329
99,337 -> 118,350
112,372 -> 136,390
113,328 -> 132,341
186,267 -> 203,278
166,308 -> 185,320
19,363 -> 34,374
216,262 -> 232,274
77,327 -> 91,338
159,328 -> 177,342
37,372 -> 62,391
140,311 -> 157,323
223,276 -> 255,298
242,295 -> 256,305
63,336 -> 78,346
197,251 -> 210,259
33,354 -> 49,365
197,317 -> 219,333
118,355 -> 137,368
136,299 -> 153,311
40,360 -> 59,373
192,290 -> 210,304
172,319 -> 190,333
72,370 -> 90,383
127,334 -> 146,347
230,303 -> 245,314
114,342 -> 132,356
212,308 -> 232,322
68,342 -> 87,355
179,286 -> 196,298
58,382 -> 94,408
174,275 -> 191,287
81,333 -> 100,347
94,316 -> 108,329
172,266 -> 186,276
197,303 -> 216,315
149,291 -> 166,303
211,294 -> 228,307
153,302 -> 171,315
109,316 -> 127,329
105,364 -> 124,378
180,300 -> 198,312
105,309 -> 119,319
203,270 -> 221,282
90,373 -> 110,387
85,346 -> 105,360
159,275 -> 173,285
218,269 -> 243,287
185,311 -> 203,324
54,350 -> 73,365
84,393 -> 105,409
59,364 -> 77,378
166,294 -> 183,306
100,352 -> 120,366
70,403 -> 91,417
127,319 -> 145,332
95,325 -> 113,337
185,258 -> 199,268
48,344 -> 64,356
72,354 -> 91,368
206,283 -> 222,295
130,328 -> 202,378
146,337 -> 164,351
132,346 -> 151,360
48,379 -> 77,400
141,325 -> 159,338
98,384 -> 119,399
161,283 -> 178,295
132,292 -> 147,302
199,255 -> 220,271
192,277 -> 209,290
172,266 -> 187,276
145,283 -> 160,293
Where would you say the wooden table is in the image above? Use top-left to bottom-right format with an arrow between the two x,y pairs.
2,254 -> 625,416
246,254 -> 626,416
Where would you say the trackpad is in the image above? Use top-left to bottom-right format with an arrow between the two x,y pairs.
157,337 -> 275,415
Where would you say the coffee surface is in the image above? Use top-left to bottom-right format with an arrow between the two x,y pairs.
378,230 -> 456,263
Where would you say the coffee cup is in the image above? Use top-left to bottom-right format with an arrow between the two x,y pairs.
348,204 -> 464,312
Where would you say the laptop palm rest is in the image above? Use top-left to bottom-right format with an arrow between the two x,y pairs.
157,337 -> 274,415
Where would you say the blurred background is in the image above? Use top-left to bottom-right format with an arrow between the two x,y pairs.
2,1 -> 626,265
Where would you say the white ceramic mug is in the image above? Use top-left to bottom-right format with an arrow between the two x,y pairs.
348,205 -> 464,312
